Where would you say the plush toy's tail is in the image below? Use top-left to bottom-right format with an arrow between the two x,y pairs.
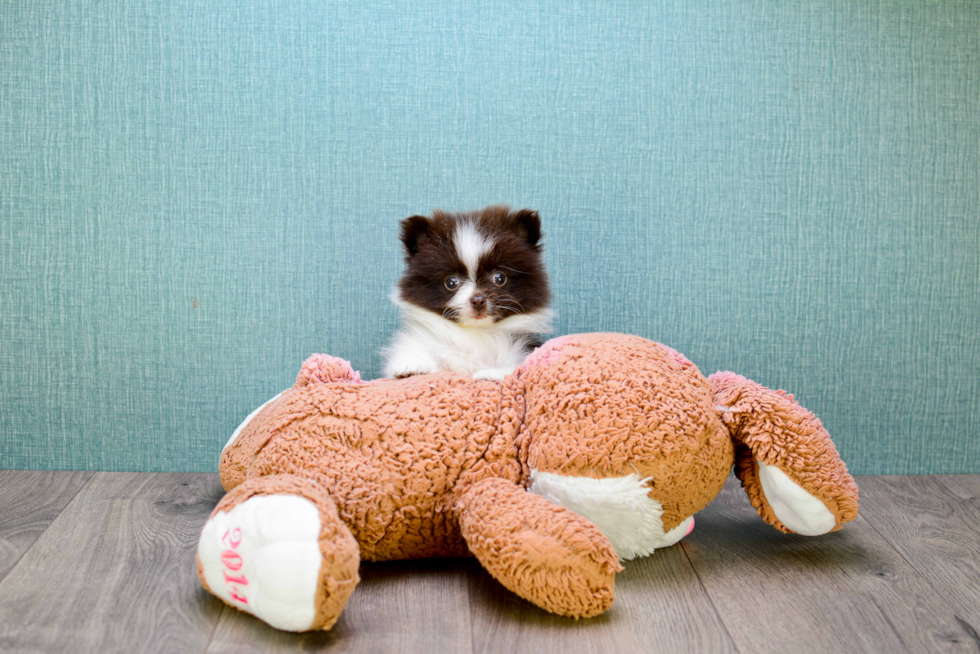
295,354 -> 363,387
220,354 -> 363,492
709,372 -> 859,535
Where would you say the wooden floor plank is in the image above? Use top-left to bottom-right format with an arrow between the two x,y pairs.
680,478 -> 976,654
936,475 -> 980,501
0,472 -> 226,654
0,470 -> 93,581
467,541 -> 738,654
859,475 -> 980,638
205,558 -> 473,654
2,472 -> 978,653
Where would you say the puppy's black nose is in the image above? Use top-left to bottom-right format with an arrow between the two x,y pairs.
470,294 -> 487,312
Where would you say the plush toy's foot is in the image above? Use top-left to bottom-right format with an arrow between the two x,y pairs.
754,459 -> 837,535
710,372 -> 859,535
197,475 -> 360,632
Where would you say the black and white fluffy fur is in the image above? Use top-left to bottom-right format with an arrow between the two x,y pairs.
383,205 -> 553,381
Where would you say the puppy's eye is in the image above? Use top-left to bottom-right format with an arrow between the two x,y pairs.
492,271 -> 507,286
444,276 -> 460,291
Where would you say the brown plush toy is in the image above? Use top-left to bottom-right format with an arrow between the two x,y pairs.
197,333 -> 858,632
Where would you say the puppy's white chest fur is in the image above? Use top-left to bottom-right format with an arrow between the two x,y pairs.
386,206 -> 552,380
384,298 -> 551,379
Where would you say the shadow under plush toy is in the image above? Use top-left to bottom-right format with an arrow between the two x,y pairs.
197,333 -> 858,632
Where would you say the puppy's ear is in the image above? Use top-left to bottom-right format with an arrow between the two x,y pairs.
400,215 -> 431,256
511,209 -> 542,250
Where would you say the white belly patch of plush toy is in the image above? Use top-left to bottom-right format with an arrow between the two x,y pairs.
528,469 -> 694,560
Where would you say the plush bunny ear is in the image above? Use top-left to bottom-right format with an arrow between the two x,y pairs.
510,208 -> 542,250
709,372 -> 859,536
400,215 -> 432,256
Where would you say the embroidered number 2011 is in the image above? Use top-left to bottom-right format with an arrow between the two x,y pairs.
221,528 -> 248,604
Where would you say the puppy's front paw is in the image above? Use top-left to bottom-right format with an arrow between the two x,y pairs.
393,369 -> 427,379
388,359 -> 436,379
473,367 -> 514,381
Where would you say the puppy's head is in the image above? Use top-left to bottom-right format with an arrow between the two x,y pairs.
396,205 -> 551,326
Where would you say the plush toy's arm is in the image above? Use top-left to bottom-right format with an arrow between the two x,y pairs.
709,372 -> 859,535
456,478 -> 622,618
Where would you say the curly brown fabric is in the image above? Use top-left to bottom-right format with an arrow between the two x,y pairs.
201,333 -> 859,631
709,371 -> 860,533
237,373 -> 523,561
457,478 -> 621,618
520,333 -> 733,530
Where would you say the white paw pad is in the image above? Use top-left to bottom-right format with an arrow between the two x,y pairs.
756,460 -> 837,536
198,495 -> 323,631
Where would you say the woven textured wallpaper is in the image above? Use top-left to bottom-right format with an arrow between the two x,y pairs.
1,1 -> 978,473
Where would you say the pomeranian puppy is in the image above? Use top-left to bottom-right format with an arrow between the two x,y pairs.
383,205 -> 552,380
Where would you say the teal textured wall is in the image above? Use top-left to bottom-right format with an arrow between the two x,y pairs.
1,1 -> 978,474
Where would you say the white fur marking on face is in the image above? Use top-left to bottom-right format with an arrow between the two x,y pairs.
224,391 -> 285,453
198,495 -> 323,632
454,221 -> 494,280
448,280 -> 478,319
756,459 -> 837,535
529,469 -> 691,560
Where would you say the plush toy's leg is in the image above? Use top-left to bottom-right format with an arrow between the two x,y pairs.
456,478 -> 623,619
709,372 -> 859,535
197,474 -> 360,632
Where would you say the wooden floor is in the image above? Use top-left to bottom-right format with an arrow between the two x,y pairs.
0,472 -> 978,653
